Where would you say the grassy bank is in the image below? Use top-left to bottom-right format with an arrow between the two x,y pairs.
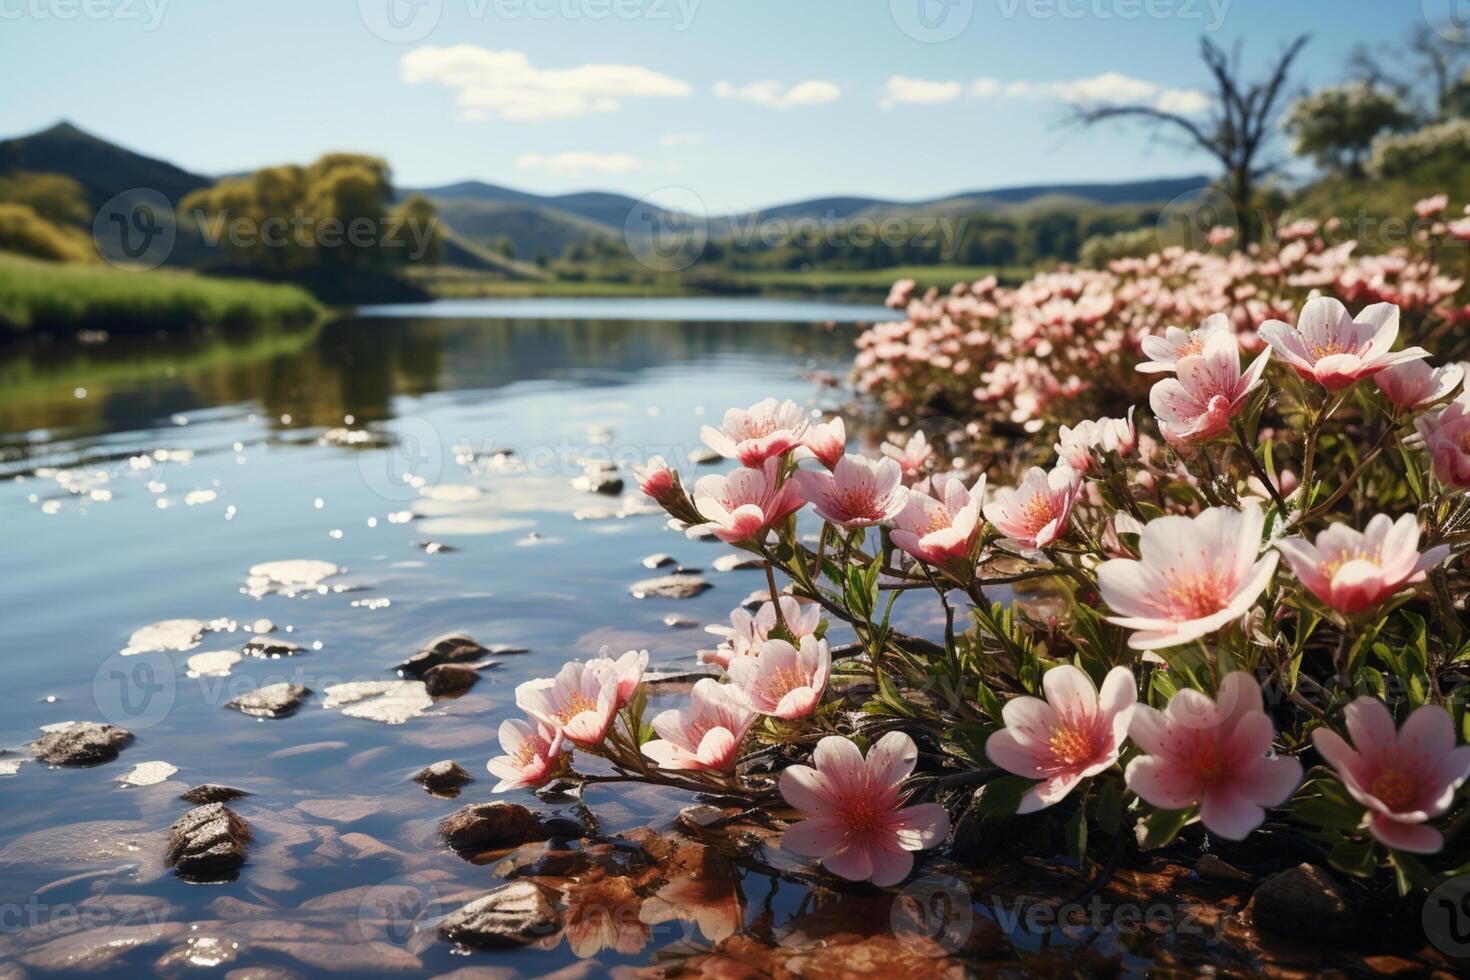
0,252 -> 324,334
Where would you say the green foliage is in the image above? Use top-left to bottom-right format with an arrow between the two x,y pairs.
0,203 -> 94,262
0,170 -> 91,227
1285,82 -> 1415,175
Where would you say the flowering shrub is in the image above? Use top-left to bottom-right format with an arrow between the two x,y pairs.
855,211 -> 1467,439
489,285 -> 1470,899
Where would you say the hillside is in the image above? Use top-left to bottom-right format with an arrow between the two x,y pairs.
0,121 -> 209,208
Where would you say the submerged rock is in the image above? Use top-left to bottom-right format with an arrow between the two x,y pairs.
438,881 -> 561,949
185,649 -> 241,678
413,760 -> 472,794
166,803 -> 251,879
395,632 -> 487,676
245,559 -> 340,597
642,553 -> 677,569
32,722 -> 132,765
713,553 -> 764,572
572,470 -> 624,495
227,683 -> 311,719
629,574 -> 712,599
322,680 -> 432,725
1250,863 -> 1353,940
688,447 -> 722,465
123,618 -> 219,655
115,761 -> 179,787
181,784 -> 250,805
440,802 -> 543,852
242,636 -> 304,658
423,663 -> 479,697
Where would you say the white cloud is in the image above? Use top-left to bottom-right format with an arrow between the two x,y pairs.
968,71 -> 1210,114
402,45 -> 691,121
659,132 -> 703,148
881,75 -> 963,109
514,152 -> 643,176
713,79 -> 841,109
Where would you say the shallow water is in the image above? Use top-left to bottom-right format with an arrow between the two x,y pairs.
0,300 -> 918,976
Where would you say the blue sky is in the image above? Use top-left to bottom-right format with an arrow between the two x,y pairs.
0,0 -> 1433,211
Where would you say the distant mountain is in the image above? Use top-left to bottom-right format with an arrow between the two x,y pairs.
0,121 -> 210,208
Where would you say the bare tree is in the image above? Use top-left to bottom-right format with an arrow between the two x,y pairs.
1072,35 -> 1309,245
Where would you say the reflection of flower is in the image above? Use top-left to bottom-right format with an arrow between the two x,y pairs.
985,665 -> 1136,813
638,847 -> 743,944
700,397 -> 809,466
563,876 -> 649,958
1275,514 -> 1450,615
779,732 -> 950,887
1126,672 -> 1302,839
1313,698 -> 1470,854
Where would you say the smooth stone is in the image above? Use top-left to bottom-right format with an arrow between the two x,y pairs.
185,649 -> 242,677
662,614 -> 699,629
322,681 -> 432,725
1249,862 -> 1353,940
395,633 -> 488,676
629,574 -> 712,599
166,803 -> 251,879
417,540 -> 457,554
641,553 -> 677,569
438,881 -> 561,949
227,683 -> 310,719
713,553 -> 764,572
413,760 -> 472,793
181,784 -> 250,805
32,722 -> 132,765
572,472 -> 624,495
440,803 -> 543,852
115,761 -> 179,787
423,664 -> 479,697
688,448 -> 722,464
122,618 -> 207,655
242,637 -> 304,658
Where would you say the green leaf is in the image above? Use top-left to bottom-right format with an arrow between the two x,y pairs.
972,775 -> 1032,818
1327,838 -> 1378,878
1135,805 -> 1193,851
1065,805 -> 1088,864
1095,779 -> 1123,836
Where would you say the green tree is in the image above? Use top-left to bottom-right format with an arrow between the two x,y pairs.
1285,82 -> 1414,175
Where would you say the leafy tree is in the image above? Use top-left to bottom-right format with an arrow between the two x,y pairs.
0,171 -> 90,227
0,202 -> 94,262
1285,82 -> 1415,175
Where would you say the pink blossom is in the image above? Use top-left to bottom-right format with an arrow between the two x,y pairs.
886,278 -> 917,309
515,660 -> 619,748
700,398 -> 809,466
1275,514 -> 1451,615
1313,698 -> 1470,854
983,462 -> 1082,549
880,430 -> 933,478
1258,298 -> 1427,390
1137,313 -> 1234,374
1416,194 -> 1448,219
1415,398 -> 1470,486
487,718 -> 566,792
985,666 -> 1137,813
727,635 -> 830,719
635,455 -> 677,502
1149,331 -> 1271,446
1126,672 -> 1303,839
891,472 -> 986,571
793,454 -> 908,530
689,458 -> 805,543
1054,407 -> 1137,474
1097,503 -> 1278,651
701,597 -> 822,669
1376,359 -> 1463,411
594,647 -> 649,708
798,416 -> 846,470
1206,225 -> 1236,247
1449,216 -> 1470,242
641,678 -> 755,773
779,732 -> 950,886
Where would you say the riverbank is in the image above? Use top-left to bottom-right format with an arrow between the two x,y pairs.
0,252 -> 324,334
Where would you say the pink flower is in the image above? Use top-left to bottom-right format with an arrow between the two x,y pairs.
515,660 -> 619,748
985,666 -> 1137,813
779,732 -> 950,886
1449,216 -> 1470,242
1126,672 -> 1303,839
635,455 -> 677,502
886,278 -> 917,309
700,398 -> 809,467
594,647 -> 648,708
1258,298 -> 1427,390
1275,514 -> 1451,615
880,430 -> 933,478
727,635 -> 830,719
1416,194 -> 1448,219
1097,503 -> 1278,651
891,472 -> 986,571
487,718 -> 566,792
1136,313 -> 1233,374
701,598 -> 821,669
1313,698 -> 1470,854
793,454 -> 908,530
798,417 -> 847,470
1376,359 -> 1463,411
641,678 -> 755,773
1415,398 -> 1470,487
1054,407 -> 1137,475
983,462 -> 1082,549
1149,330 -> 1271,446
689,459 -> 805,543
1206,225 -> 1236,247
